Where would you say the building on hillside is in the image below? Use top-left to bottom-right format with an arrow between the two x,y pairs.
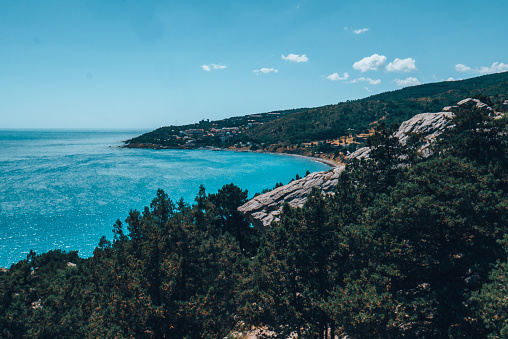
183,129 -> 205,139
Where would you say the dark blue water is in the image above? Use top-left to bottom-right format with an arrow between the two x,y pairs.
0,130 -> 330,267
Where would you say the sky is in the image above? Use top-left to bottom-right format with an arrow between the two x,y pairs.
1,0 -> 507,129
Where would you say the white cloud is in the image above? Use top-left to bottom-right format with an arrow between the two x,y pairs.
394,77 -> 420,87
386,58 -> 416,73
455,62 -> 508,74
364,87 -> 373,93
353,54 -> 386,72
202,64 -> 227,71
478,62 -> 508,74
281,53 -> 309,63
326,72 -> 349,81
351,77 -> 381,85
353,28 -> 369,34
215,64 -> 227,70
253,68 -> 279,75
455,64 -> 472,72
446,77 -> 456,81
344,27 -> 369,34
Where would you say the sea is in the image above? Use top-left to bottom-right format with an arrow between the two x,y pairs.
0,130 -> 330,268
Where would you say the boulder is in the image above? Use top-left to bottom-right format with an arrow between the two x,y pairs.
442,106 -> 459,113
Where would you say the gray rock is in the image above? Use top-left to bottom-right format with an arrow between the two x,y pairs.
393,112 -> 453,157
456,98 -> 494,113
442,106 -> 459,113
394,112 -> 453,145
346,111 -> 453,161
238,166 -> 345,230
347,146 -> 371,160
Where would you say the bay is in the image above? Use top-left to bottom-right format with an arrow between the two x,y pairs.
0,130 -> 330,268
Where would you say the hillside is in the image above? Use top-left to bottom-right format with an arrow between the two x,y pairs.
125,107 -> 309,148
242,71 -> 508,144
125,72 -> 508,150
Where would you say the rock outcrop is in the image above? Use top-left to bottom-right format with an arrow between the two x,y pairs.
392,111 -> 453,157
394,112 -> 453,145
238,166 -> 345,230
239,99 -> 493,229
456,98 -> 494,113
346,98 -> 492,161
346,111 -> 453,161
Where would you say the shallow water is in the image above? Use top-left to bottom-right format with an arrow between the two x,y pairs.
0,130 -> 330,267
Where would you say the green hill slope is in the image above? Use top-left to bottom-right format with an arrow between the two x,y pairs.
243,71 -> 508,144
126,72 -> 508,149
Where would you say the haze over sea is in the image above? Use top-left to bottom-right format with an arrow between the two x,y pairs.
0,130 -> 329,268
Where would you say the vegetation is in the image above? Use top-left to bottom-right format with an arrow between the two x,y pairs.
242,71 -> 508,145
1,98 -> 507,338
125,108 -> 309,148
126,72 -> 508,161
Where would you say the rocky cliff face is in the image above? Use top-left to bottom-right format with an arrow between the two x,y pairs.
348,110 -> 454,161
238,166 -> 345,230
238,99 -> 493,229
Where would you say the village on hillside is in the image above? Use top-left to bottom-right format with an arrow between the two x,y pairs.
127,112 -> 379,165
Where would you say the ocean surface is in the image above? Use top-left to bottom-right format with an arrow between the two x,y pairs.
0,130 -> 330,268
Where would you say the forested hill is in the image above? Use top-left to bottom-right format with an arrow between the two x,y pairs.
243,71 -> 508,144
126,72 -> 508,149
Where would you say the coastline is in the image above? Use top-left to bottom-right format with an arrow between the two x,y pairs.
201,146 -> 340,168
123,143 -> 339,168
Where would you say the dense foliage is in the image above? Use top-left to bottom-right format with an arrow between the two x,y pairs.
1,102 -> 507,338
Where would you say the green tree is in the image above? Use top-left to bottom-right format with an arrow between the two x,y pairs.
364,156 -> 507,337
471,237 -> 508,338
207,183 -> 260,256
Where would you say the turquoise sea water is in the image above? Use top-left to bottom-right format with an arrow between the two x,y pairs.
0,130 -> 330,268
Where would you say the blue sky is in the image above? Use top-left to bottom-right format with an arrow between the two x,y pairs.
1,0 -> 507,129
